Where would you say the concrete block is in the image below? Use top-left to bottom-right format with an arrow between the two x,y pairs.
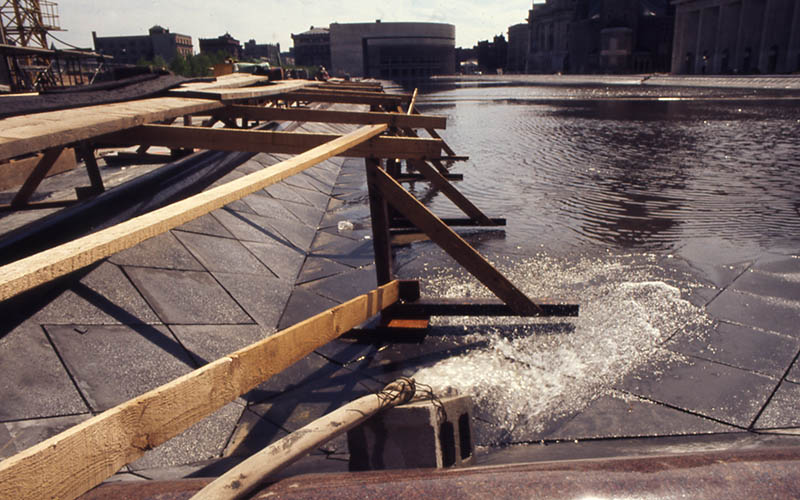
348,395 -> 474,470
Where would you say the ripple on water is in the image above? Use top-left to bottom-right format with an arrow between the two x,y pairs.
412,253 -> 711,446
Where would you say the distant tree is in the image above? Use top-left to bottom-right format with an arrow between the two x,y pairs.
152,55 -> 168,70
189,53 -> 213,76
169,53 -> 191,76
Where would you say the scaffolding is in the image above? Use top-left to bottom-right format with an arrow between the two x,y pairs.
0,0 -> 108,92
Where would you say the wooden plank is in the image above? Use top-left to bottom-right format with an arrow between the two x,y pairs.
10,147 -> 64,207
395,172 -> 463,182
0,281 -> 401,500
99,125 -> 443,160
365,159 -> 394,285
407,159 -> 494,225
407,88 -> 418,115
389,297 -> 578,317
171,73 -> 271,91
216,105 -> 447,130
168,80 -> 311,102
0,148 -> 76,191
0,124 -> 388,302
391,217 -> 506,228
0,97 -> 225,162
280,90 -> 407,106
370,165 -> 543,316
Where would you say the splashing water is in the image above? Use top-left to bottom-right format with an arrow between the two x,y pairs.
412,252 -> 711,445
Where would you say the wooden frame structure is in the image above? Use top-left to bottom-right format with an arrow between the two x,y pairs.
0,74 -> 578,499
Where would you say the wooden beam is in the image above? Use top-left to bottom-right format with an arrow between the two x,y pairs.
407,88 -> 418,115
407,159 -> 495,225
395,172 -> 463,182
0,148 -> 76,191
280,90 -> 407,106
365,159 -> 394,285
388,297 -> 578,317
391,217 -> 506,228
0,281 -> 401,500
0,124 -> 388,302
168,80 -> 310,102
0,97 -> 224,162
99,125 -> 442,160
10,147 -> 63,207
215,106 -> 447,130
369,165 -> 543,316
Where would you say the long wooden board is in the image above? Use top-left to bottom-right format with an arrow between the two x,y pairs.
99,124 -> 443,160
370,165 -> 542,316
407,159 -> 494,225
215,105 -> 447,130
0,97 -> 225,162
0,123 -> 388,302
0,148 -> 76,191
169,80 -> 311,101
281,90 -> 407,106
0,280 -> 401,500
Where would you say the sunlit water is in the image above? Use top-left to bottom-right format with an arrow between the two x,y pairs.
402,82 -> 800,445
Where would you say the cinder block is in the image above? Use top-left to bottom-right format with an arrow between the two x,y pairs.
347,395 -> 474,470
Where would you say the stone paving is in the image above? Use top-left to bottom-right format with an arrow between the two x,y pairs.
2,88 -> 800,483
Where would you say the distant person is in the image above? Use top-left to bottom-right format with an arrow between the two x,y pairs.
317,66 -> 330,81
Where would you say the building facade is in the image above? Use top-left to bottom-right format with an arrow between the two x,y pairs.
199,33 -> 242,59
527,0 -> 673,74
671,0 -> 800,74
329,21 -> 455,79
243,39 -> 281,65
291,26 -> 331,69
507,23 -> 531,73
93,25 -> 192,65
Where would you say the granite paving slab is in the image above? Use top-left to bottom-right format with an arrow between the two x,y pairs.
46,324 -> 195,412
313,338 -> 382,367
241,239 -> 305,282
240,192 -> 303,223
211,208 -> 289,245
243,351 -> 342,405
264,182 -> 314,206
211,273 -> 293,328
707,289 -> 800,337
300,266 -> 378,304
753,381 -> 800,430
615,352 -> 779,428
108,232 -> 205,271
247,367 -> 384,434
174,232 -> 274,276
223,407 -> 288,458
2,414 -> 90,460
295,256 -> 353,284
266,215 -> 317,251
0,423 -> 14,460
0,322 -> 87,420
666,321 -> 800,378
543,393 -> 737,441
752,253 -> 800,275
33,262 -> 160,325
173,213 -> 233,238
788,360 -> 800,384
168,324 -> 273,367
730,269 -> 800,302
282,173 -> 326,194
221,198 -> 257,215
280,199 -> 325,228
277,288 -> 339,331
286,183 -> 334,211
129,401 -> 244,471
124,267 -> 252,325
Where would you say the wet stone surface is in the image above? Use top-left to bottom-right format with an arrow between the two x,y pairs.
615,352 -> 779,428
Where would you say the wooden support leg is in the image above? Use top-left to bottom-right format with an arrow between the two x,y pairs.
368,164 -> 542,316
11,147 -> 63,207
365,158 -> 394,285
78,145 -> 105,195
407,159 -> 494,225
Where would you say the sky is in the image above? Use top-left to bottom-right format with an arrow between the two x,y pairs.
51,0 -> 537,53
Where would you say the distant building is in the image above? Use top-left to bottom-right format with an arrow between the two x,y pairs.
329,21 -> 455,79
671,0 -> 800,74
243,39 -> 281,65
477,34 -> 508,74
527,0 -> 673,74
291,26 -> 331,69
507,23 -> 530,73
93,25 -> 192,65
199,33 -> 242,59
